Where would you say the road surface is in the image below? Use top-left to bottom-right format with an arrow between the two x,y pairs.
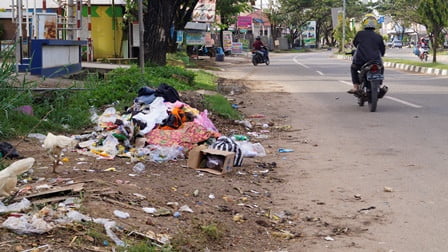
217,51 -> 448,251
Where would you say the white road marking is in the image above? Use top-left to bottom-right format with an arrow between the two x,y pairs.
384,96 -> 423,108
338,80 -> 423,108
293,57 -> 310,69
316,71 -> 324,76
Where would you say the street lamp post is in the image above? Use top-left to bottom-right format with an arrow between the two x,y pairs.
342,0 -> 346,51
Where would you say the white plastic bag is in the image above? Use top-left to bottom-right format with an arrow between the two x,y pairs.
237,142 -> 266,157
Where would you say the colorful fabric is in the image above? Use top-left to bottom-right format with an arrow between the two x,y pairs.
146,122 -> 220,150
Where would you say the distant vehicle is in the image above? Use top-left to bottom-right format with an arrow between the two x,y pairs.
389,40 -> 403,48
444,41 -> 448,49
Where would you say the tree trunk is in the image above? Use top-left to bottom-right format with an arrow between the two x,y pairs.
167,0 -> 199,53
144,0 -> 181,65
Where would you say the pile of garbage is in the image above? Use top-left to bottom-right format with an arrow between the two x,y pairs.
70,83 -> 222,162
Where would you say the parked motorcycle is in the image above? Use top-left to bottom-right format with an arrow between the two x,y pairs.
252,46 -> 270,66
353,60 -> 388,112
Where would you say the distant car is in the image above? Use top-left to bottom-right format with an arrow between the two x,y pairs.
391,40 -> 403,48
444,41 -> 448,49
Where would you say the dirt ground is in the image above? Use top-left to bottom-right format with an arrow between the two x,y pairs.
0,56 -> 378,252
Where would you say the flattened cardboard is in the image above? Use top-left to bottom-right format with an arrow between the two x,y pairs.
188,146 -> 235,175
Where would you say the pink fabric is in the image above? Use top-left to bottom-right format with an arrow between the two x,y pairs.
146,122 -> 220,150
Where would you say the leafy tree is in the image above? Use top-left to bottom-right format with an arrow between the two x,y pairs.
215,0 -> 252,48
417,0 -> 448,63
277,0 -> 367,48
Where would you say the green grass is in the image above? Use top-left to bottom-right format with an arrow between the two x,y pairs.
204,94 -> 241,120
0,46 -> 238,139
192,70 -> 217,90
383,57 -> 448,70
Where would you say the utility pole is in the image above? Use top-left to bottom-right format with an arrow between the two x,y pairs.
138,0 -> 144,72
342,0 -> 346,51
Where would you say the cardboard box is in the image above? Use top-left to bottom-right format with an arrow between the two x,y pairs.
188,145 -> 235,175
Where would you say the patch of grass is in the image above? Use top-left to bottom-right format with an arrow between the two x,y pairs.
276,48 -> 312,53
383,57 -> 448,70
171,219 -> 226,251
204,94 -> 241,120
201,223 -> 222,240
193,70 -> 217,90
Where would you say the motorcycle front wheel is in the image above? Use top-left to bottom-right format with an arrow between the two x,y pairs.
368,81 -> 379,112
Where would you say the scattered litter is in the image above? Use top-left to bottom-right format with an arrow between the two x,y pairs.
324,236 -> 335,241
104,167 -> 117,172
0,157 -> 35,196
233,213 -> 245,223
278,148 -> 294,153
234,120 -> 252,129
271,230 -> 296,239
384,186 -> 393,192
248,113 -> 265,118
133,193 -> 146,199
132,162 -> 146,173
358,206 -> 376,213
173,212 -> 181,218
142,207 -> 157,214
208,194 -> 215,200
35,184 -> 52,190
27,133 -> 47,141
354,194 -> 362,200
113,210 -> 130,219
166,202 -> 179,207
179,205 -> 194,213
193,189 -> 199,197
0,198 -> 31,213
153,208 -> 172,216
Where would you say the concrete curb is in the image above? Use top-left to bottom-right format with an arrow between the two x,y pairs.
336,54 -> 448,76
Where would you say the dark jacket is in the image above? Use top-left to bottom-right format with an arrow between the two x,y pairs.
352,29 -> 385,65
253,40 -> 264,50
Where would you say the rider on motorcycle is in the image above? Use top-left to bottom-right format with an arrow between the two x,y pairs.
253,36 -> 268,61
417,37 -> 430,59
348,14 -> 386,94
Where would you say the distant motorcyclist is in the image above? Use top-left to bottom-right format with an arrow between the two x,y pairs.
348,14 -> 385,94
417,37 -> 430,59
252,36 -> 268,61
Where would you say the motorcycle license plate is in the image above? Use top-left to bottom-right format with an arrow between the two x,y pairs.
367,73 -> 384,81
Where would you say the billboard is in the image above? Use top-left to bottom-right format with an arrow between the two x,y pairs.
192,0 -> 216,23
303,21 -> 316,47
237,16 -> 252,29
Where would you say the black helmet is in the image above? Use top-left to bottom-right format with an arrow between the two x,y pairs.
256,36 -> 261,40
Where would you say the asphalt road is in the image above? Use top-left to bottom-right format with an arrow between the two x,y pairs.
221,51 -> 448,251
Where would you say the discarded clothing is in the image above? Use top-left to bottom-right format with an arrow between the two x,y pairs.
155,83 -> 181,103
146,122 -> 220,150
132,97 -> 169,135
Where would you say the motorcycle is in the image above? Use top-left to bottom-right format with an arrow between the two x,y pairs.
252,46 -> 270,66
419,47 -> 429,62
353,60 -> 388,112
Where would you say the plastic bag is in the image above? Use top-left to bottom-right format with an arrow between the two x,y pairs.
98,107 -> 118,125
2,215 -> 54,234
0,198 -> 31,213
146,145 -> 184,162
237,141 -> 266,157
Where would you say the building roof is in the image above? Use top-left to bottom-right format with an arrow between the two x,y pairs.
245,10 -> 271,26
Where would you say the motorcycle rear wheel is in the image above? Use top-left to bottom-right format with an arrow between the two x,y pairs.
368,81 -> 379,112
